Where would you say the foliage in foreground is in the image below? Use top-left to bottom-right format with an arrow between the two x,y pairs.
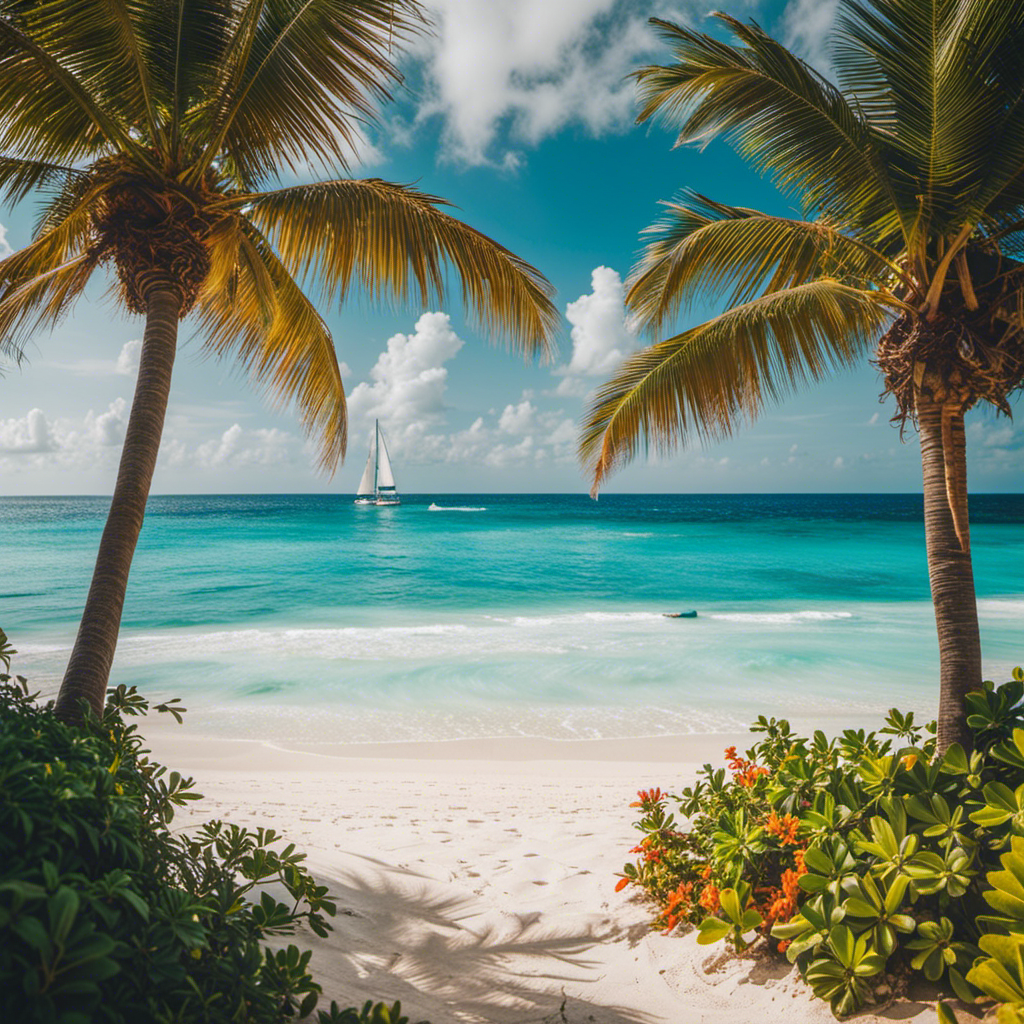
0,656 -> 425,1024
616,669 -> 1024,1019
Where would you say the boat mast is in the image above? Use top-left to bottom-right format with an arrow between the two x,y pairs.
374,420 -> 379,495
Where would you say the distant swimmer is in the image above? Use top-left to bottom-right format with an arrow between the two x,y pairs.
663,610 -> 698,618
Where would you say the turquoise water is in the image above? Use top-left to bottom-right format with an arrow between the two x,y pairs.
3,494 -> 1023,743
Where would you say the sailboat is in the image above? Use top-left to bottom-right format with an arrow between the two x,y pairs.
354,420 -> 400,506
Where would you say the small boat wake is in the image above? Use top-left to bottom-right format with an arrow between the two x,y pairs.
428,503 -> 487,511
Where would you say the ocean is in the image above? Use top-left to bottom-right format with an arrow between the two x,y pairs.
3,493 -> 1023,745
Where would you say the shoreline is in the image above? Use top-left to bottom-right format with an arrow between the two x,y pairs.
144,722 -> 757,770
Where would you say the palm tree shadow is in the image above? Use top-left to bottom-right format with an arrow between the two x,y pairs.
295,857 -> 664,1024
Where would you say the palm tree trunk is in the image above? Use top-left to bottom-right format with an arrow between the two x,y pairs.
54,286 -> 182,723
917,389 -> 982,752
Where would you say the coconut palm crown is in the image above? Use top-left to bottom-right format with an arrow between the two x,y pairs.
580,1 -> 1024,750
0,0 -> 559,721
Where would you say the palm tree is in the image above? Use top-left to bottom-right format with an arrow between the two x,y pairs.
580,1 -> 1024,751
0,0 -> 559,724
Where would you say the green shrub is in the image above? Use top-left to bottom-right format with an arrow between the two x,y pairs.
0,660 -> 426,1024
616,668 -> 1024,1019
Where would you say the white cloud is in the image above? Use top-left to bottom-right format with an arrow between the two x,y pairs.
867,412 -> 880,426
194,424 -> 296,469
0,222 -> 11,258
0,408 -> 54,453
87,398 -> 128,446
0,395 -> 306,484
44,339 -> 142,377
414,1 -> 670,166
781,0 -> 839,72
555,266 -> 638,395
339,311 -> 586,473
347,312 -> 464,444
115,339 -> 142,376
498,397 -> 537,434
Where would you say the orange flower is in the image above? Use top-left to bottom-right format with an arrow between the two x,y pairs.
698,885 -> 720,914
793,848 -> 806,875
767,893 -> 795,924
630,787 -> 665,808
724,746 -> 769,786
665,881 -> 694,912
780,869 -> 802,902
765,811 -> 801,846
615,877 -> 630,892
777,939 -> 791,954
901,753 -> 919,771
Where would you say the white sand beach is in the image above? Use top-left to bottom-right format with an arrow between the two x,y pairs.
145,723 -> 946,1024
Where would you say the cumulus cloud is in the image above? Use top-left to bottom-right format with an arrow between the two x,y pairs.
347,312 -> 464,442
414,0 -> 670,166
0,394 -> 305,485
87,398 -> 128,446
0,401 -> 127,468
968,419 -> 1020,451
555,266 -> 638,395
498,398 -> 537,434
338,311 -> 584,474
0,222 -> 11,258
781,0 -> 840,72
0,408 -> 54,453
194,424 -> 296,469
115,339 -> 142,376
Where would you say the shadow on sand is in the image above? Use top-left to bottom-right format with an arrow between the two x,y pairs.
293,855 -> 662,1024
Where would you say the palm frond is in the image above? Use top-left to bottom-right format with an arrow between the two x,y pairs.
626,190 -> 908,335
944,1 -> 1024,224
0,173 -> 103,355
240,178 -> 559,359
635,16 -> 905,241
30,0 -> 162,143
0,254 -> 98,362
580,281 -> 896,494
834,0 -> 1023,235
194,0 -> 425,184
193,216 -> 347,472
133,0 -> 238,155
0,157 -> 89,208
0,10 -> 139,162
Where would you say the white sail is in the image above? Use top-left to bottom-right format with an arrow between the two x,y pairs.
355,441 -> 376,497
353,420 -> 399,505
376,428 -> 397,491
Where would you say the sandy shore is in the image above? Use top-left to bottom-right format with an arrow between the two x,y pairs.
145,722 -> 945,1024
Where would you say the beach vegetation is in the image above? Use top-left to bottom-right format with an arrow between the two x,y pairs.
580,0 -> 1024,751
0,0 -> 559,725
0,666 -> 425,1024
616,669 -> 1024,1019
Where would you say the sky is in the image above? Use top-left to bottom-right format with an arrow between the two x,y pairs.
1,0 -> 1021,496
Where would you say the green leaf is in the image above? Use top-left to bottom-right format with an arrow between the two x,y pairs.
48,887 -> 79,942
696,917 -> 732,945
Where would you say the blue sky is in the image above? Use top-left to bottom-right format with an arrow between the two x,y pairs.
0,0 -> 1020,495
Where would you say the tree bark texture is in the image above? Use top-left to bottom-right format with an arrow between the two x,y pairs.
917,390 -> 982,752
54,286 -> 182,723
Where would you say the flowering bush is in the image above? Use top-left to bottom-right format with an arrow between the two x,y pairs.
616,668 -> 1024,1019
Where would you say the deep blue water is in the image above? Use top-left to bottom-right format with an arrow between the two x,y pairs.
3,494 -> 1023,742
